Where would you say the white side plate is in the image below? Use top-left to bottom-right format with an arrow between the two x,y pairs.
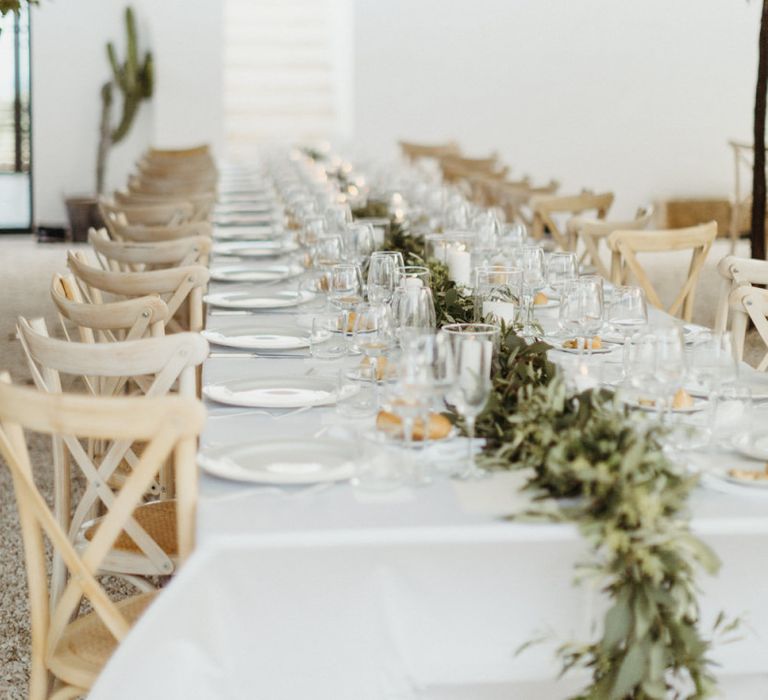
203,376 -> 343,408
204,290 -> 314,309
202,325 -> 311,350
198,439 -> 355,484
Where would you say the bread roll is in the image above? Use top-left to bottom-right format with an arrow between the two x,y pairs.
376,410 -> 453,441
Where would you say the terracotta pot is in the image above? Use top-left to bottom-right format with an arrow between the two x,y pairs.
64,196 -> 104,242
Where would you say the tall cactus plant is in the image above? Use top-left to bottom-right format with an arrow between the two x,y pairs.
96,6 -> 153,194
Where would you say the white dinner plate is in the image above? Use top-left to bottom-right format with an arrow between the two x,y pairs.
212,240 -> 299,258
198,438 -> 355,484
203,376 -> 347,408
214,213 -> 277,227
202,325 -> 311,350
215,202 -> 274,215
732,431 -> 768,461
532,299 -> 559,310
209,263 -> 303,284
204,289 -> 314,309
213,226 -> 283,241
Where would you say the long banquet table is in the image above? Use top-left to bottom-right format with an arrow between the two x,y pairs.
91,180 -> 768,699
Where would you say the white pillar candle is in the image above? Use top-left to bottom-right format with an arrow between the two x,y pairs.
447,249 -> 472,287
482,300 -> 517,324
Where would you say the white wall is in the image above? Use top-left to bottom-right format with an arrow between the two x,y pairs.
352,0 -> 762,218
31,0 -> 222,223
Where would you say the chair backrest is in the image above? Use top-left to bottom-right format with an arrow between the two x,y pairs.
51,273 -> 168,343
714,254 -> 768,333
128,173 -> 217,197
17,315 -> 208,399
0,374 -> 203,696
99,198 -> 195,233
399,140 -> 460,163
108,218 -> 213,243
89,228 -> 211,271
114,189 -> 215,220
567,205 -> 654,278
530,191 -> 614,249
608,221 -> 717,321
728,284 -> 768,370
67,251 -> 209,333
469,175 -> 559,224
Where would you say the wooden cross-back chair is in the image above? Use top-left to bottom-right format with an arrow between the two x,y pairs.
67,251 -> 209,333
469,175 -> 560,225
398,140 -> 460,163
16,317 -> 207,584
530,191 -> 614,250
566,205 -> 654,278
99,198 -> 196,235
128,172 -> 217,197
0,375 -> 204,699
51,273 -> 168,344
714,255 -> 768,333
727,285 -> 768,369
113,189 -> 215,221
89,228 -> 211,271
107,218 -> 213,243
439,154 -> 506,184
608,221 -> 717,322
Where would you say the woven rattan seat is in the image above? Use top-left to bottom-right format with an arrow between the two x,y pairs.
84,500 -> 178,556
48,592 -> 157,690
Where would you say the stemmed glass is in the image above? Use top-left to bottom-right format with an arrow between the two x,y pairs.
578,276 -> 604,354
608,286 -> 648,377
312,235 -> 344,270
518,246 -> 546,338
329,263 -> 364,344
688,331 -> 739,441
352,303 -> 397,383
499,222 -> 527,255
557,276 -> 604,354
628,326 -> 685,419
343,222 -> 376,267
367,252 -> 402,304
397,331 -> 457,482
546,252 -> 577,300
397,286 -> 436,343
442,323 -> 499,479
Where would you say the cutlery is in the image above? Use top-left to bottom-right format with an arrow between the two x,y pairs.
208,351 -> 308,359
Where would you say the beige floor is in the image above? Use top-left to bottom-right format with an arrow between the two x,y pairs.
0,233 -> 762,697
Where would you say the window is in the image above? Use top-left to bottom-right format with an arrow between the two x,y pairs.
222,0 -> 351,155
0,6 -> 32,231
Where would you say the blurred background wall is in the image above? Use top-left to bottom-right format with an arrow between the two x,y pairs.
30,0 -> 761,222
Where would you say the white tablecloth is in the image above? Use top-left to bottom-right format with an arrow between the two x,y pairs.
91,258 -> 768,699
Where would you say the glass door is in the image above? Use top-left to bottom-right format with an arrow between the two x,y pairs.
0,6 -> 32,232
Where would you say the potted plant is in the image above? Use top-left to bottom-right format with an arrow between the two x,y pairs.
65,6 -> 153,241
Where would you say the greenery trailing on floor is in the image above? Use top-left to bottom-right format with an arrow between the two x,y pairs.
384,230 -> 727,699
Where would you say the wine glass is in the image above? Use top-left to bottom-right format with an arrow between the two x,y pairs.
352,303 -> 397,382
518,246 -> 546,337
607,286 -> 648,377
443,323 -> 499,479
629,326 -> 685,419
324,204 -> 352,233
499,222 -> 527,253
397,286 -> 436,343
367,252 -> 401,304
312,234 -> 344,270
577,276 -> 604,355
343,222 -> 376,267
546,252 -> 577,300
329,263 -> 364,343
